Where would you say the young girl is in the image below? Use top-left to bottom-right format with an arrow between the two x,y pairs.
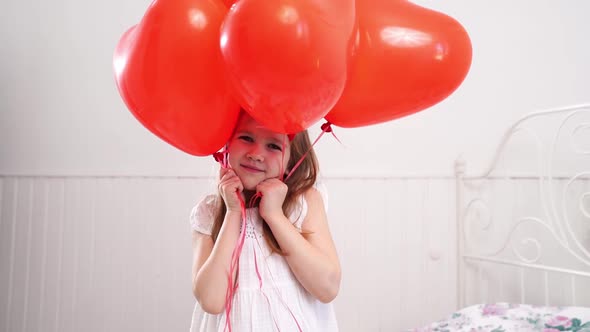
189,112 -> 341,332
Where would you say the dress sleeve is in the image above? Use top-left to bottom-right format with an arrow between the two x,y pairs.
189,195 -> 217,235
291,182 -> 329,229
314,181 -> 329,213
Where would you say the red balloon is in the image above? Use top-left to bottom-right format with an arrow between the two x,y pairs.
222,0 -> 236,8
325,0 -> 472,128
220,0 -> 355,134
113,0 -> 240,156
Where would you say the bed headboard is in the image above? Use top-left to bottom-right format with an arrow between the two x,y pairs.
455,104 -> 590,309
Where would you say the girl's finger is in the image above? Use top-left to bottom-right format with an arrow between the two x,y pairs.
220,166 -> 232,179
219,170 -> 236,183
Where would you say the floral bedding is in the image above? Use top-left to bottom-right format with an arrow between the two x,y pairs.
409,303 -> 590,332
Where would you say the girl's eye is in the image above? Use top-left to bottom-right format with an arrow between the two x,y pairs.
238,135 -> 253,142
268,143 -> 282,151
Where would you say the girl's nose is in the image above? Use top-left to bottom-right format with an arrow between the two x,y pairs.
247,153 -> 263,162
246,148 -> 263,162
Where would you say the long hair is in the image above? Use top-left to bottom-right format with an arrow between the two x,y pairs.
210,130 -> 319,255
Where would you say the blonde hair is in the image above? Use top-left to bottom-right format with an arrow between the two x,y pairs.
210,129 -> 319,254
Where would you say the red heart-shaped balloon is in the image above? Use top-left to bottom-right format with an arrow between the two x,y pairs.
325,0 -> 472,128
222,0 -> 236,8
113,0 -> 240,156
220,0 -> 356,134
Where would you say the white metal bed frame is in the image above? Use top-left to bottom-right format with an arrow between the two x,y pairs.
455,104 -> 590,309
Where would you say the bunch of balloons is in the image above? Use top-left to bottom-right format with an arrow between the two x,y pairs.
113,0 -> 472,156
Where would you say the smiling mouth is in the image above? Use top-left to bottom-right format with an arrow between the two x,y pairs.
241,164 -> 264,172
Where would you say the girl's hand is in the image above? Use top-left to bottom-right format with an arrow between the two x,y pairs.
256,178 -> 288,221
218,168 -> 244,213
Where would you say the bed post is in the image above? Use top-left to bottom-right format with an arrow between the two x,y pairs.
455,157 -> 467,309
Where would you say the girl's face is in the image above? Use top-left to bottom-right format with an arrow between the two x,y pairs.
227,113 -> 291,190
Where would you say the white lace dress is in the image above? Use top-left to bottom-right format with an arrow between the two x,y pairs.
189,193 -> 338,332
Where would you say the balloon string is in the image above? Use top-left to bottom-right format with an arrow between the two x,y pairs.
222,189 -> 303,332
280,135 -> 287,182
253,246 -> 281,331
251,225 -> 303,332
217,122 -> 338,331
285,121 -> 336,181
323,122 -> 342,145
213,145 -> 229,169
223,191 -> 247,332
214,145 -> 233,331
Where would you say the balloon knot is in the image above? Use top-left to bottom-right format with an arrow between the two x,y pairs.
212,152 -> 224,163
213,152 -> 227,168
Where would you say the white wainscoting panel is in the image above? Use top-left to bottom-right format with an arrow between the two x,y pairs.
0,175 -> 456,332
